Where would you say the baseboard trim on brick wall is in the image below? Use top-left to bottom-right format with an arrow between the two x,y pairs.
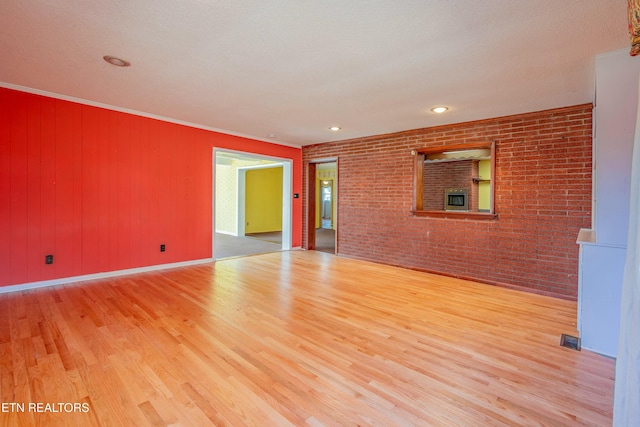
0,258 -> 214,294
338,253 -> 576,301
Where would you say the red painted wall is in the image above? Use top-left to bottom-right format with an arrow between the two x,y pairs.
302,105 -> 592,300
0,87 -> 302,287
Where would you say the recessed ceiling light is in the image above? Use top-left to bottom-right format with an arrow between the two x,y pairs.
431,106 -> 448,113
103,55 -> 131,67
329,126 -> 341,131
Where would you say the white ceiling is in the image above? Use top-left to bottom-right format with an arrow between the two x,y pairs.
0,1 -> 630,147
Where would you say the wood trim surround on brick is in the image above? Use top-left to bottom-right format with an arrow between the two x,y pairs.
302,104 -> 593,299
410,210 -> 499,220
412,141 -> 496,218
306,162 -> 317,250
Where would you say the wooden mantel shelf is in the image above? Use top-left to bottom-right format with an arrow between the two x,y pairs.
411,210 -> 498,220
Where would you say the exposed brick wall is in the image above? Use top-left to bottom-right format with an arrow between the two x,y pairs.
423,160 -> 475,211
302,105 -> 592,300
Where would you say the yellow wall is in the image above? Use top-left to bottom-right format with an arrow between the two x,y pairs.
245,167 -> 283,233
478,159 -> 491,211
215,157 -> 279,234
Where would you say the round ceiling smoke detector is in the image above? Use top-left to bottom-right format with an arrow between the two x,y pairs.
103,55 -> 131,67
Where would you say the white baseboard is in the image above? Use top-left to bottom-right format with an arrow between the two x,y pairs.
214,230 -> 238,236
0,258 -> 214,294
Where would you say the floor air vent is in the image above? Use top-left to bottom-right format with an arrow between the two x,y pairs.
560,334 -> 581,351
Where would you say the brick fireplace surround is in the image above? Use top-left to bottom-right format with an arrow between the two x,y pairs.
302,105 -> 592,300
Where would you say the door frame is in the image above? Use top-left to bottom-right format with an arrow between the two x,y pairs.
306,158 -> 338,252
213,149 -> 293,259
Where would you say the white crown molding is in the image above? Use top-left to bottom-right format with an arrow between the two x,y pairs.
0,82 -> 302,149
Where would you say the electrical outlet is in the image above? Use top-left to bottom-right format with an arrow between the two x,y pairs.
160,244 -> 166,252
45,254 -> 54,264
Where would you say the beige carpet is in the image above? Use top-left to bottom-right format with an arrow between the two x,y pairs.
215,229 -> 336,259
246,231 -> 282,244
215,233 -> 281,260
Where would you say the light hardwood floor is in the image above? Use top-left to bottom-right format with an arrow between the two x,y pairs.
0,251 -> 614,426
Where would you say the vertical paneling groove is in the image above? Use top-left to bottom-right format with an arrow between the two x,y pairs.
193,129 -> 213,258
55,98 -> 74,278
40,96 -> 57,280
71,102 -> 83,275
137,118 -> 150,264
10,92 -> 29,284
0,90 -> 12,278
81,106 -> 100,274
54,99 -> 84,277
156,122 -> 172,263
96,107 -> 111,273
26,95 -> 42,282
147,120 -> 161,265
129,115 -> 142,268
112,111 -> 132,269
174,126 -> 189,259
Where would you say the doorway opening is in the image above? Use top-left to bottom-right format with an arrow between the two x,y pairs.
213,149 -> 292,260
307,160 -> 337,254
320,180 -> 334,229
